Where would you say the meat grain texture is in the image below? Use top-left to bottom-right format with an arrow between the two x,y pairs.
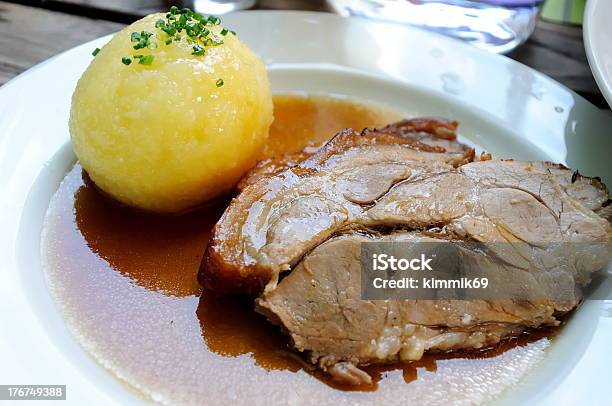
200,119 -> 612,385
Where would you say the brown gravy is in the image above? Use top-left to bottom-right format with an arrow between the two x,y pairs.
42,95 -> 553,404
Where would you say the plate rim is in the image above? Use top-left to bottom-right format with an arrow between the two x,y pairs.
1,9 -> 611,406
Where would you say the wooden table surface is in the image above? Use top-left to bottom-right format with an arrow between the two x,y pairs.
0,0 -> 607,108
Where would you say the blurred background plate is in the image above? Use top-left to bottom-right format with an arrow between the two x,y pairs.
584,0 -> 612,107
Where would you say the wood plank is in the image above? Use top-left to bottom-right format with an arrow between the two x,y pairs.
52,0 -> 165,16
0,1 -> 124,85
11,0 -> 330,17
0,0 -> 606,107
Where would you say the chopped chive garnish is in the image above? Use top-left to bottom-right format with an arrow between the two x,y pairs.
138,55 -> 155,65
192,44 -> 205,56
216,78 -> 224,87
178,14 -> 187,28
185,24 -> 201,37
92,47 -> 101,56
121,7 -> 234,66
132,30 -> 154,50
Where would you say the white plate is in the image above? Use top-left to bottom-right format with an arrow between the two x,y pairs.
584,0 -> 612,107
0,10 -> 611,406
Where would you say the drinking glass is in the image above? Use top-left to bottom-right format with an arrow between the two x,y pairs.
327,0 -> 544,53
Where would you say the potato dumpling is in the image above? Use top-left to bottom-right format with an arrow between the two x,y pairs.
70,11 -> 273,212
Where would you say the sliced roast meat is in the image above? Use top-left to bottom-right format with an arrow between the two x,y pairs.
236,149 -> 313,193
256,233 -> 558,385
236,118 -> 472,192
252,158 -> 610,384
199,119 -> 611,385
201,119 -> 475,294
459,160 -> 612,221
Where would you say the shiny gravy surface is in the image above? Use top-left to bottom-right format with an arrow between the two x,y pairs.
42,95 -> 552,405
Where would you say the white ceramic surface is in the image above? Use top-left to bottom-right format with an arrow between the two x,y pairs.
0,11 -> 611,406
584,0 -> 612,107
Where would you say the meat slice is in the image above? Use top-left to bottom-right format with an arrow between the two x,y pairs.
201,119 -> 475,294
199,119 -> 611,385
237,149 -> 313,193
250,155 -> 611,384
236,118 -> 472,192
256,233 -> 549,385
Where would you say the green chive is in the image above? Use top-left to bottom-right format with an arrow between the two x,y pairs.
162,25 -> 177,36
123,7 -> 234,67
192,13 -> 205,23
138,55 -> 155,65
216,78 -> 224,87
92,47 -> 101,56
186,24 -> 202,37
192,44 -> 205,56
178,14 -> 187,29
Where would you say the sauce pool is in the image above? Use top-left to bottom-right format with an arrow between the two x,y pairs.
42,95 -> 553,405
